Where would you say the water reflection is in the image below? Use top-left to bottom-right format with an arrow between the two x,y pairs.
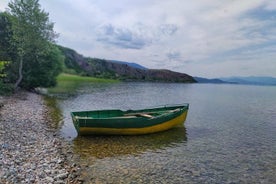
72,126 -> 187,158
44,92 -> 188,158
43,83 -> 276,183
43,96 -> 64,129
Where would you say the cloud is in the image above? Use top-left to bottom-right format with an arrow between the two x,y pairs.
264,1 -> 276,11
1,0 -> 276,77
96,24 -> 152,49
159,24 -> 178,36
0,0 -> 8,11
166,51 -> 182,61
95,22 -> 180,50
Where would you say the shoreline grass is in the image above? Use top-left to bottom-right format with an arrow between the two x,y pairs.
47,73 -> 119,94
56,73 -> 118,83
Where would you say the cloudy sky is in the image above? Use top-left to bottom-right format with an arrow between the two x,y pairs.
1,0 -> 276,78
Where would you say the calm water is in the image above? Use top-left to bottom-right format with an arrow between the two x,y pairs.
46,83 -> 276,183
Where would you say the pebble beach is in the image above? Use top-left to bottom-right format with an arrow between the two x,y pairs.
0,91 -> 83,184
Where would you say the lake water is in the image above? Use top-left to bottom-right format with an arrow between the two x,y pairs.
46,83 -> 276,183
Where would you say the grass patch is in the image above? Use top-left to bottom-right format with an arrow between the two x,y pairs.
57,73 -> 118,82
48,73 -> 119,94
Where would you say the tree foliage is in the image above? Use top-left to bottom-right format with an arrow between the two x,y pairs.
0,61 -> 13,95
0,0 -> 62,90
0,61 -> 9,78
20,45 -> 63,88
0,13 -> 13,61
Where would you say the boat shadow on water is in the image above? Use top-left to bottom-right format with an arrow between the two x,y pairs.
72,126 -> 187,159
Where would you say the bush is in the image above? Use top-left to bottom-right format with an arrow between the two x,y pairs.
0,81 -> 14,95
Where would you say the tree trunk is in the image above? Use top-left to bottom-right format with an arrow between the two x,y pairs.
14,55 -> 23,90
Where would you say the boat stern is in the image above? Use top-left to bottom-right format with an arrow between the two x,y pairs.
71,112 -> 80,134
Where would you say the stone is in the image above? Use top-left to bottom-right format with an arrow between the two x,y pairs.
45,176 -> 54,183
56,172 -> 68,180
0,91 -> 82,183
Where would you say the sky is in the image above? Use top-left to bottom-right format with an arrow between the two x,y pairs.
1,0 -> 276,78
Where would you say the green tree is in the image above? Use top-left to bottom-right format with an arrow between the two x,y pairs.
0,61 -> 13,95
0,61 -> 8,78
0,12 -> 13,61
0,13 -> 15,94
21,45 -> 63,88
7,0 -> 61,90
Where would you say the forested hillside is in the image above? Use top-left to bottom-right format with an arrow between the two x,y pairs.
58,45 -> 196,83
0,0 -> 195,95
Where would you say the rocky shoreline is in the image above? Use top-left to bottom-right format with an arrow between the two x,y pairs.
0,91 -> 83,183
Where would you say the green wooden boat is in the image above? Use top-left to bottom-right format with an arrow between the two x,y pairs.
71,104 -> 189,135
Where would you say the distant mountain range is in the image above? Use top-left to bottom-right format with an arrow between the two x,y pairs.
193,77 -> 230,84
194,76 -> 276,86
108,60 -> 148,70
219,76 -> 276,86
106,61 -> 276,86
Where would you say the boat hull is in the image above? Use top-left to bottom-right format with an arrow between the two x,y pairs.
78,110 -> 187,135
71,104 -> 189,135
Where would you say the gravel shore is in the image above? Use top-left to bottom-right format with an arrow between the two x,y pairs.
0,91 -> 83,183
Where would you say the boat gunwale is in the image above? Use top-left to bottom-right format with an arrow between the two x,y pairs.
71,104 -> 189,120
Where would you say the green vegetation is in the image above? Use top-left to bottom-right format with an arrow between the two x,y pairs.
0,82 -> 14,95
0,61 -> 13,95
58,45 -> 196,83
0,1 -> 119,96
56,73 -> 117,82
0,61 -> 8,78
47,73 -> 118,94
9,0 -> 62,90
0,0 -> 62,93
0,0 -> 195,96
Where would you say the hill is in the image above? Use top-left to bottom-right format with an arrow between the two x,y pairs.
58,45 -> 196,83
193,77 -> 230,84
108,60 -> 147,70
219,76 -> 276,86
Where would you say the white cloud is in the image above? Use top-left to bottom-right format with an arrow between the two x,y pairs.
264,1 -> 276,11
1,0 -> 276,77
0,0 -> 8,11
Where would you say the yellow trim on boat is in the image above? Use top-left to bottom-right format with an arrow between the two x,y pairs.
79,111 -> 188,135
